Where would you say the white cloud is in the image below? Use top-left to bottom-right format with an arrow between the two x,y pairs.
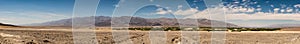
154,5 -> 299,21
185,7 -> 300,21
242,0 -> 247,2
151,3 -> 300,27
253,2 -> 258,4
286,8 -> 293,12
280,9 -> 285,12
238,7 -> 248,12
226,13 -> 300,21
256,8 -> 262,11
153,4 -> 300,27
294,4 -> 300,8
273,8 -> 280,13
155,8 -> 199,15
224,6 -> 256,13
173,8 -> 199,15
183,7 -> 300,27
273,8 -> 280,11
270,5 -> 274,7
234,2 -> 239,3
155,8 -> 171,15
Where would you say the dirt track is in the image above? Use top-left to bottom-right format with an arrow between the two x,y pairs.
1,28 -> 300,44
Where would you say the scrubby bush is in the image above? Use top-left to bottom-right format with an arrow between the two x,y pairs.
127,27 -> 281,31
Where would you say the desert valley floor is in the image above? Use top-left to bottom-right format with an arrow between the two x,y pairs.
1,27 -> 300,44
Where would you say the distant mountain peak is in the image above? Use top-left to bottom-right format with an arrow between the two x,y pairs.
266,24 -> 300,28
27,16 -> 238,27
0,23 -> 17,27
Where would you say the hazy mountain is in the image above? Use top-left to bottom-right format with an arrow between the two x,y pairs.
0,23 -> 17,27
266,24 -> 300,28
27,16 -> 238,27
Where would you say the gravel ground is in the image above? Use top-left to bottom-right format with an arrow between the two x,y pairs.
1,29 -> 300,44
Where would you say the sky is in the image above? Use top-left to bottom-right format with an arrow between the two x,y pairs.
0,0 -> 300,27
0,0 -> 74,24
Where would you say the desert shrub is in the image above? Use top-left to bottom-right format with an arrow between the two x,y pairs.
127,27 -> 281,31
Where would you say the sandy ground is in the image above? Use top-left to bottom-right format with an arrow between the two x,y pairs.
1,28 -> 300,44
281,27 -> 300,31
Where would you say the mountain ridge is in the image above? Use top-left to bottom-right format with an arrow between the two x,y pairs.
26,16 -> 238,27
0,23 -> 18,27
266,24 -> 300,28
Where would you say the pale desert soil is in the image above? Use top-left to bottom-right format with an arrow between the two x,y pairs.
1,28 -> 300,44
281,27 -> 300,31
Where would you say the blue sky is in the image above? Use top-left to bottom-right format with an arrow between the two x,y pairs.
0,0 -> 74,24
0,0 -> 74,15
0,0 -> 300,27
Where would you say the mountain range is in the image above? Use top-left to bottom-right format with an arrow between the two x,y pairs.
26,16 -> 238,27
0,23 -> 17,27
266,24 -> 300,28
